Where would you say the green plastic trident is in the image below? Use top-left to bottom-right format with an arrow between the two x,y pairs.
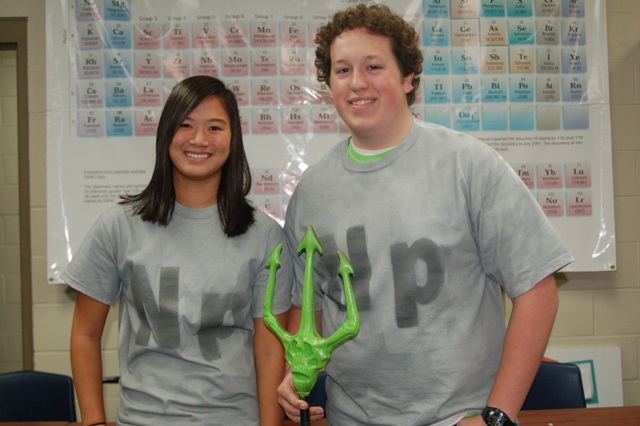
263,226 -> 360,399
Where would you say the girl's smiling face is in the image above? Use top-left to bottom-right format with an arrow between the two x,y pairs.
169,95 -> 231,198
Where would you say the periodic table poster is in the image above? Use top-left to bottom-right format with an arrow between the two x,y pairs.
46,0 -> 615,282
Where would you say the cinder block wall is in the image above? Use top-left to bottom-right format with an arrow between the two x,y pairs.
0,49 -> 22,373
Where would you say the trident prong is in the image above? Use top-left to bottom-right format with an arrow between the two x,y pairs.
263,226 -> 360,397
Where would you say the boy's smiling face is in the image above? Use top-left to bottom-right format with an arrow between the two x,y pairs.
329,28 -> 414,149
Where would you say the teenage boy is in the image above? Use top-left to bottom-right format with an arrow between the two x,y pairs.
277,4 -> 573,426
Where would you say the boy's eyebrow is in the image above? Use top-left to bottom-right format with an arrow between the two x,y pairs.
334,54 -> 382,64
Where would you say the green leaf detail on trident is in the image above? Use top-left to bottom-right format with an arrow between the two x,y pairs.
263,226 -> 360,397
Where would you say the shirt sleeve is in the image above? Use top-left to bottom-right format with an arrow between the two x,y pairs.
474,157 -> 573,298
251,215 -> 293,318
61,207 -> 123,306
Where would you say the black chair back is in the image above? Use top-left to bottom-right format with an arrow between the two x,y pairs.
522,361 -> 587,410
0,370 -> 77,421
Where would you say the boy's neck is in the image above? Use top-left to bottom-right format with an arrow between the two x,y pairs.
350,112 -> 414,150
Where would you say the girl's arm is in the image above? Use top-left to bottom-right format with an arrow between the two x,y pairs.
70,292 -> 111,426
254,311 -> 289,426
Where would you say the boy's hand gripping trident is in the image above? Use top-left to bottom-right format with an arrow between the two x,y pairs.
263,226 -> 360,424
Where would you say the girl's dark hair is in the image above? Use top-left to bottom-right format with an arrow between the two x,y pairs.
120,75 -> 255,237
314,3 -> 423,106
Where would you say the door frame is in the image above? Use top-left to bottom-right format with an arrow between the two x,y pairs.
0,18 -> 33,370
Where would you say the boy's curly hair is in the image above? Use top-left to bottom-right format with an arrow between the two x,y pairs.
314,3 -> 423,106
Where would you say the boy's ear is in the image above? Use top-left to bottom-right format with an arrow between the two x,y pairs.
403,72 -> 415,93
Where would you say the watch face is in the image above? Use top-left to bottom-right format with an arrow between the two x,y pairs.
485,413 -> 502,426
487,415 -> 505,426
482,407 -> 513,426
487,416 -> 504,426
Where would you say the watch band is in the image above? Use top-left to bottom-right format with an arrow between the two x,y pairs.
481,406 -> 516,426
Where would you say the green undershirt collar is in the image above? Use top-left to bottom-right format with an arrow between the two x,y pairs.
347,138 -> 397,163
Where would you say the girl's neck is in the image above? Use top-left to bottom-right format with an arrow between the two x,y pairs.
174,177 -> 219,208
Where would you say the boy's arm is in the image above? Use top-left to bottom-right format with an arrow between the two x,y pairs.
460,274 -> 559,425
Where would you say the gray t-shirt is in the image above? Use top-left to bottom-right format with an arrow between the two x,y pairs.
63,202 -> 292,425
284,119 -> 573,426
